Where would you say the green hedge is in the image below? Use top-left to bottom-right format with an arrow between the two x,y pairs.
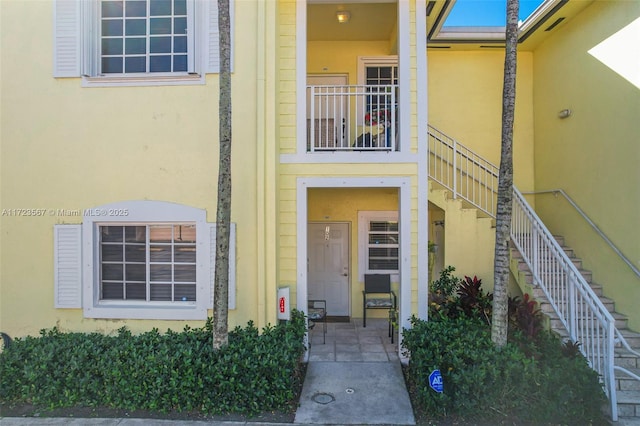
402,316 -> 607,424
0,310 -> 306,415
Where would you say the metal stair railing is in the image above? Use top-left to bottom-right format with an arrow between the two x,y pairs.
427,125 -> 640,421
428,125 -> 498,217
522,189 -> 640,280
511,187 -> 618,420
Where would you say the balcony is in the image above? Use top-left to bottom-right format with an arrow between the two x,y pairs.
307,85 -> 398,152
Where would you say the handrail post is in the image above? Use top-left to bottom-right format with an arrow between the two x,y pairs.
452,138 -> 458,199
532,222 -> 539,283
568,270 -> 577,341
309,86 -> 315,152
391,86 -> 396,149
608,321 -> 618,421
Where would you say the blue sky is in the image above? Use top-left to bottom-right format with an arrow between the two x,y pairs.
444,0 -> 545,27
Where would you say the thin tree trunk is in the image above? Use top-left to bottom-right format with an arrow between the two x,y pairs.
491,0 -> 519,347
213,0 -> 232,350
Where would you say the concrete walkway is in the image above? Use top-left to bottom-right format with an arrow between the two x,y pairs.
294,361 -> 414,425
294,319 -> 415,425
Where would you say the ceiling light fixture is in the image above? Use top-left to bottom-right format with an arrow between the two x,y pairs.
336,11 -> 350,24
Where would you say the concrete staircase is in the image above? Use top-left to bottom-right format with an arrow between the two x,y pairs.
510,236 -> 640,420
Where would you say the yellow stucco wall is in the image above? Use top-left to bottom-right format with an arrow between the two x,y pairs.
308,41 -> 392,81
428,183 -> 496,287
427,50 -> 535,191
0,0 -> 271,336
532,1 -> 640,330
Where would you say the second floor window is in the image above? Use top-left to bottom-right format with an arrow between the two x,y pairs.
53,0 -> 234,84
100,0 -> 191,74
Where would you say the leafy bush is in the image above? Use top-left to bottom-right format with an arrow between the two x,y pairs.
508,293 -> 544,339
429,268 -> 493,324
430,265 -> 461,297
457,275 -> 493,324
0,310 -> 306,416
428,266 -> 461,319
402,315 -> 607,424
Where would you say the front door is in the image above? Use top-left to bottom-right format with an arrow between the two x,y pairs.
308,222 -> 350,317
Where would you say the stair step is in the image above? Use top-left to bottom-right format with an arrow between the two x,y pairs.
528,279 -> 604,300
515,262 -> 593,284
589,283 -> 605,297
616,351 -> 640,369
545,311 -> 629,330
617,390 -> 640,418
616,368 -> 640,391
614,312 -> 630,329
539,296 -> 616,315
618,390 -> 640,403
618,330 -> 640,349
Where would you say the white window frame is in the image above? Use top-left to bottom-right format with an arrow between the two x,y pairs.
358,211 -> 399,282
98,223 -> 199,303
54,200 -> 236,320
84,201 -> 209,319
53,0 -> 234,87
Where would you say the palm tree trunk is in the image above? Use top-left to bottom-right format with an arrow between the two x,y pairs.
213,0 -> 232,350
491,0 -> 519,347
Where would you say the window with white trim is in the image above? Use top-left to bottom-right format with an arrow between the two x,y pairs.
100,0 -> 191,74
53,200 -> 236,320
99,224 -> 197,302
358,211 -> 399,280
53,0 -> 233,85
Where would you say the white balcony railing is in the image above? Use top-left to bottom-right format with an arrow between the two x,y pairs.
307,85 -> 397,152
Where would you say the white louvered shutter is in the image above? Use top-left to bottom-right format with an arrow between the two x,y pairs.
209,223 -> 236,309
205,0 -> 234,73
53,0 -> 81,77
54,224 -> 82,308
205,0 -> 219,73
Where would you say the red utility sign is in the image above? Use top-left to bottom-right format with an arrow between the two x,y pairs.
279,297 -> 286,313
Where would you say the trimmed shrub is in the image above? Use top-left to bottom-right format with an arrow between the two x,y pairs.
0,310 -> 306,416
402,315 -> 607,424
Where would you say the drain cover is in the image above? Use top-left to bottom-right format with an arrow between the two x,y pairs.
345,388 -> 355,394
311,392 -> 336,405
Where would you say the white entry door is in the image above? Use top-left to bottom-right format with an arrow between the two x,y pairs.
308,222 -> 350,316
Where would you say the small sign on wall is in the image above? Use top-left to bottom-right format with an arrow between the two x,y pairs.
277,287 -> 290,321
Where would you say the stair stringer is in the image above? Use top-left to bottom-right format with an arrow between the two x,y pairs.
428,181 -> 496,286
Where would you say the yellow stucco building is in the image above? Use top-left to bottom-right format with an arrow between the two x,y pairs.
1,0 -> 638,366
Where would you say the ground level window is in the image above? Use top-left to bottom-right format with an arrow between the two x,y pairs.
367,220 -> 399,270
100,223 -> 197,302
358,211 -> 399,280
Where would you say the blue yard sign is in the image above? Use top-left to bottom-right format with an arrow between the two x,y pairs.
429,369 -> 443,393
